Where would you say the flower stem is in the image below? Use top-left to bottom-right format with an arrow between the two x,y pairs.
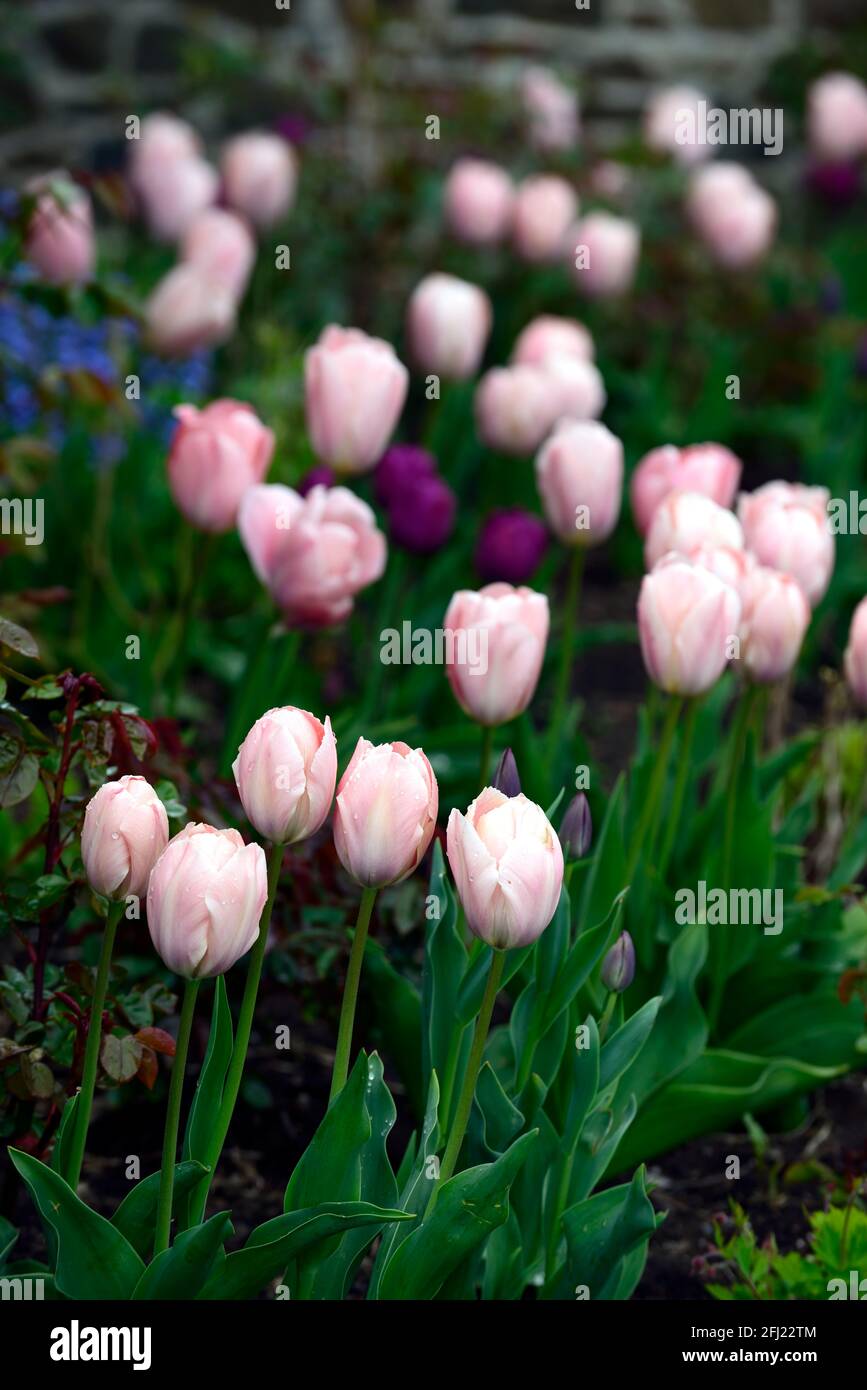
655,697 -> 698,879
624,695 -> 683,885
329,886 -> 378,1103
708,685 -> 757,1031
547,547 -> 585,775
190,840 -> 284,1225
428,947 -> 505,1212
154,976 -> 200,1256
479,724 -> 494,790
65,900 -> 123,1191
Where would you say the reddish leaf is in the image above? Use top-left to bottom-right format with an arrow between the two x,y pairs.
134,1026 -> 175,1057
137,1046 -> 158,1091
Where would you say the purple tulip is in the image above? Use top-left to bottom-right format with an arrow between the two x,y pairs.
492,747 -> 521,797
475,508 -> 548,584
297,464 -> 335,496
559,792 -> 592,860
600,930 -> 636,993
374,444 -> 437,507
807,160 -> 861,207
388,473 -> 455,554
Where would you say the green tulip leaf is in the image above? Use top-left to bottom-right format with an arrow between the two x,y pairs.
546,1165 -> 660,1301
368,1070 -> 441,1300
132,1211 -> 232,1300
179,976 -> 233,1231
111,1162 -> 210,1261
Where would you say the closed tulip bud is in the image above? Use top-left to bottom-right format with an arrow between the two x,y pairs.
374,444 -> 437,507
167,398 -> 274,533
601,931 -> 635,992
559,792 -> 592,860
688,166 -> 777,269
131,113 -> 202,172
180,208 -> 255,300
738,566 -> 811,684
492,747 -> 521,798
512,174 -> 578,263
684,543 -> 756,599
444,583 -> 549,727
407,273 -> 492,381
511,315 -> 594,368
521,66 -> 580,153
333,739 -> 438,888
807,73 -> 867,162
145,263 -> 236,357
82,776 -> 169,901
147,825 -> 267,979
475,364 -> 557,456
630,442 -> 742,537
444,158 -> 514,246
239,482 -> 386,626
844,597 -> 867,707
535,420 -> 623,547
25,174 -> 95,286
544,355 -> 607,423
135,154 -> 219,243
221,131 -> 298,228
638,558 -> 741,695
388,472 -> 456,554
304,325 -> 408,475
644,85 -> 709,164
447,789 -> 564,950
475,508 -> 548,584
737,482 -> 834,607
233,706 -> 337,844
569,212 -> 640,298
645,490 -> 744,570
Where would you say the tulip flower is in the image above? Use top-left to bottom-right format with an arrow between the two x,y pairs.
737,482 -> 834,607
180,207 -> 256,300
684,543 -> 756,599
144,263 -> 236,356
559,791 -> 592,861
644,84 -> 710,164
239,482 -> 386,626
521,66 -> 580,152
25,174 -> 95,286
644,490 -> 744,570
130,112 -> 201,171
387,472 -> 456,554
512,174 -> 578,263
374,444 -> 437,506
511,314 -> 594,367
687,164 -> 777,269
474,364 -> 557,457
544,355 -> 607,423
638,556 -> 741,698
844,597 -> 867,708
807,72 -> 867,162
444,584 -> 550,783
475,509 -> 548,584
406,273 -> 492,381
738,566 -> 811,684
68,777 -> 170,1192
492,747 -> 521,798
233,706 -> 337,845
601,930 -> 636,993
221,131 -> 298,228
304,325 -> 409,475
134,152 -> 219,243
330,739 -> 438,1099
444,157 -> 514,245
569,211 -> 640,298
535,420 -> 623,548
167,399 -> 274,533
630,442 -> 742,537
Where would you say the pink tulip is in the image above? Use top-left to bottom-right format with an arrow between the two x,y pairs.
134,154 -> 219,243
638,558 -> 741,695
807,73 -> 867,162
569,212 -> 640,297
521,66 -> 580,152
688,165 -> 777,268
737,482 -> 834,607
512,175 -> 578,263
738,566 -> 810,684
130,113 -> 202,173
446,788 -> 563,950
180,208 -> 255,300
475,365 -> 557,456
644,85 -> 710,165
82,776 -> 169,901
147,824 -> 267,979
631,442 -> 743,536
444,583 -> 549,727
543,354 -> 607,423
304,325 -> 409,475
535,420 -> 623,546
333,739 -> 438,888
233,706 -> 337,844
407,273 -> 492,381
167,399 -> 274,533
682,543 -> 756,599
239,482 -> 386,626
221,131 -> 298,228
145,264 -> 236,356
645,490 -> 743,570
25,175 -> 94,286
844,597 -> 867,707
511,315 -> 594,367
444,158 -> 514,246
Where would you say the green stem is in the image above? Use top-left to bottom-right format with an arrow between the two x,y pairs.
544,1150 -> 575,1282
329,886 -> 378,1103
428,948 -> 505,1212
65,900 -> 123,1191
598,989 -> 618,1039
479,724 -> 495,791
624,695 -> 683,885
190,841 -> 284,1225
153,977 -> 200,1256
546,547 -> 585,774
655,697 -> 698,879
708,686 -> 757,1031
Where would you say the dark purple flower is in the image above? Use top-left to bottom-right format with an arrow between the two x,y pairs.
807,160 -> 862,207
374,444 -> 437,508
492,748 -> 521,797
559,792 -> 592,860
475,508 -> 548,584
388,473 -> 455,554
297,465 -> 335,496
274,113 -> 312,146
600,930 -> 636,993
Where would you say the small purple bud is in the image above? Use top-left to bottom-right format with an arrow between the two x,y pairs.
297,464 -> 335,496
475,508 -> 548,585
807,160 -> 861,208
492,747 -> 521,797
600,930 -> 635,993
374,444 -> 437,508
388,474 -> 455,554
559,792 -> 592,860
